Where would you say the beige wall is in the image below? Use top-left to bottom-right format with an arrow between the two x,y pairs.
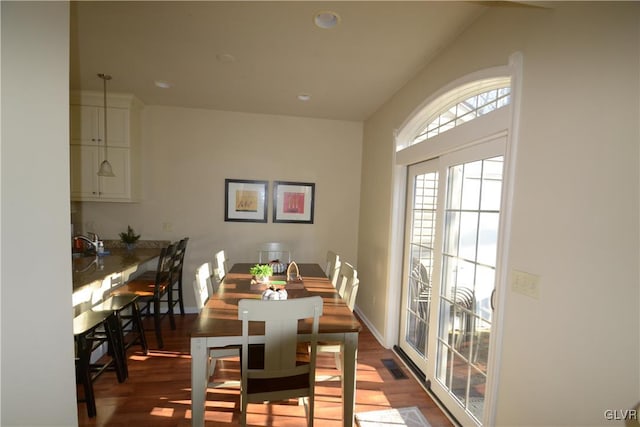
358,3 -> 639,426
1,1 -> 78,425
78,106 -> 362,310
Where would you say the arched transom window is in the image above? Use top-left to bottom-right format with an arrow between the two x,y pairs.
397,76 -> 511,151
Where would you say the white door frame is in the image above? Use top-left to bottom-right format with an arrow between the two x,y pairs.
386,52 -> 523,426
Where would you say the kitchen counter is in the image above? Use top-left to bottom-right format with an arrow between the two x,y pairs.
72,246 -> 164,314
72,247 -> 162,291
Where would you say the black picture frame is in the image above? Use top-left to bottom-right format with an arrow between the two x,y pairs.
224,179 -> 268,223
273,181 -> 315,224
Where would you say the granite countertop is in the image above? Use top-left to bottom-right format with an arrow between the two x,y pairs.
72,245 -> 164,291
101,239 -> 170,249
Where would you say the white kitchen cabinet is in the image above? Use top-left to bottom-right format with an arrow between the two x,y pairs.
70,91 -> 142,202
70,104 -> 129,147
70,145 -> 131,201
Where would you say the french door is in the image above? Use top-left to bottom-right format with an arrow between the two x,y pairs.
398,136 -> 505,426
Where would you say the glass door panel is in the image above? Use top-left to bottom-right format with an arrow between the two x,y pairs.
399,159 -> 440,371
433,153 -> 503,426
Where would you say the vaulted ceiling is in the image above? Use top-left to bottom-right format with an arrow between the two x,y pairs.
70,1 -> 489,121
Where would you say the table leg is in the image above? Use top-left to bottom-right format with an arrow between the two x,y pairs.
341,332 -> 358,427
191,337 -> 208,426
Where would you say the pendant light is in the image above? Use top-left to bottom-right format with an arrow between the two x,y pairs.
97,73 -> 115,177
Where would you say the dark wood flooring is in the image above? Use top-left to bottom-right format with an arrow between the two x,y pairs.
78,314 -> 454,426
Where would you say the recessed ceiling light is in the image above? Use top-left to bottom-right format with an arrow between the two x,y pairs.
154,80 -> 172,89
314,10 -> 340,29
297,93 -> 311,102
216,53 -> 236,63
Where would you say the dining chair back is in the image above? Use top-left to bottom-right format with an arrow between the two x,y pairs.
316,261 -> 359,374
238,296 -> 323,427
213,249 -> 229,283
194,262 -> 214,310
170,237 -> 189,315
258,242 -> 291,264
194,260 -> 239,378
113,243 -> 177,348
334,261 -> 359,311
325,250 -> 341,287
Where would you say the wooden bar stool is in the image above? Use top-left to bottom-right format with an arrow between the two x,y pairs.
171,237 -> 189,315
113,244 -> 177,348
74,310 -> 126,417
92,293 -> 148,356
133,238 -> 189,316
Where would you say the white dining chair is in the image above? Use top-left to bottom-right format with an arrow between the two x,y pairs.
325,250 -> 341,287
317,261 -> 359,373
213,249 -> 229,284
238,296 -> 323,427
194,262 -> 239,379
257,242 -> 291,264
334,261 -> 359,311
194,262 -> 214,310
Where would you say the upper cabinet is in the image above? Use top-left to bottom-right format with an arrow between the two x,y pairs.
70,91 -> 143,202
70,104 -> 130,147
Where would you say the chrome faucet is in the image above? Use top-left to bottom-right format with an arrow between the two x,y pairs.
73,232 -> 100,252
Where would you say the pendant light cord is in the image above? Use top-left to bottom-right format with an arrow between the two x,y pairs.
101,74 -> 109,159
96,73 -> 115,177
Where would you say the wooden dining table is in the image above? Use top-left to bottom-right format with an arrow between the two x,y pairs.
190,263 -> 362,426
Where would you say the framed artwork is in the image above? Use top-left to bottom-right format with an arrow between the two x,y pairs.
273,181 -> 315,224
224,179 -> 268,223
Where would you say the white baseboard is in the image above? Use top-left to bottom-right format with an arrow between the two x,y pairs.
353,306 -> 390,349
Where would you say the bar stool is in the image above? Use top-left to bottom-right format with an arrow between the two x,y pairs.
74,310 -> 126,417
130,237 -> 189,316
113,244 -> 177,348
92,293 -> 148,357
93,272 -> 148,355
171,237 -> 189,315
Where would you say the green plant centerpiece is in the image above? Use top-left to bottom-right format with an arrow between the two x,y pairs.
119,225 -> 141,250
250,263 -> 273,283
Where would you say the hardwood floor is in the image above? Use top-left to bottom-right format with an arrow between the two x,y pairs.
78,314 -> 454,426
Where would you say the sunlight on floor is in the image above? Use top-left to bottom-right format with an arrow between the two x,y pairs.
129,350 -> 191,361
170,399 -> 194,406
150,407 -> 175,417
204,400 -> 236,409
356,363 -> 385,382
247,403 -> 307,422
202,408 -> 235,423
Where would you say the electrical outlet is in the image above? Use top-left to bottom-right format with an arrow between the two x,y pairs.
511,269 -> 540,299
162,222 -> 173,232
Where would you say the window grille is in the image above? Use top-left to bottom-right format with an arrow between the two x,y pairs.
411,87 -> 511,146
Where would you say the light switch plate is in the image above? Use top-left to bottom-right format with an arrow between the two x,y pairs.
511,269 -> 540,299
